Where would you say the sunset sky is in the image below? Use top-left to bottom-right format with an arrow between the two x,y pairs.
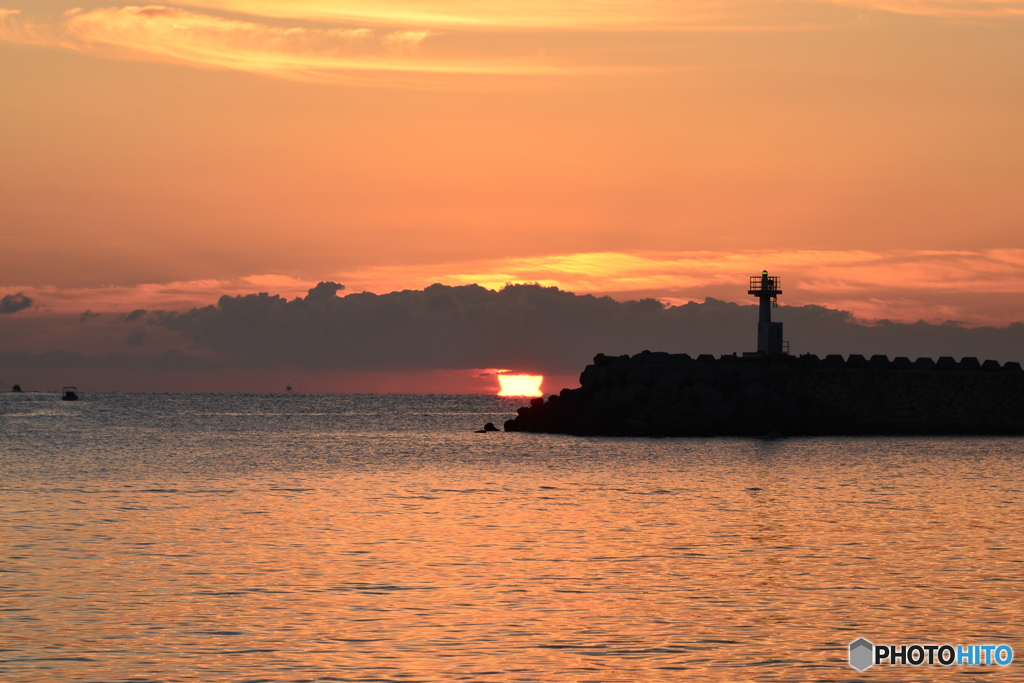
2,0 -> 1023,392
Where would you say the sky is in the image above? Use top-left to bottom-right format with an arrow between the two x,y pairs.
1,0 -> 1023,392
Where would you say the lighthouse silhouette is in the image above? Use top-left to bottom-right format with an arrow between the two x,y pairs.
747,270 -> 786,355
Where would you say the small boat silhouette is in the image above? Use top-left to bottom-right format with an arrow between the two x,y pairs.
62,386 -> 79,401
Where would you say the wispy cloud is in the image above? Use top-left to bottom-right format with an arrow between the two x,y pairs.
0,8 -> 58,45
6,0 -> 1017,86
171,0 -> 1024,27
829,0 -> 1024,18
0,6 -> 565,82
170,0 -> 763,30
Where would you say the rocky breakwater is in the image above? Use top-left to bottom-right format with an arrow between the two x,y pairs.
504,352 -> 1024,436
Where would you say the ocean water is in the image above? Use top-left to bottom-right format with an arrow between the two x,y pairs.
2,392 -> 1023,682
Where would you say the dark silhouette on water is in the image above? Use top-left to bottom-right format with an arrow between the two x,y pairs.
62,386 -> 79,401
11,384 -> 22,392
505,270 -> 1024,437
475,422 -> 500,433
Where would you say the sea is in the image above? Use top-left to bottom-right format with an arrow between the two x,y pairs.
2,391 -> 1023,682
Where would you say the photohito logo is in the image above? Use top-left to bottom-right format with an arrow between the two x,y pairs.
849,638 -> 1014,671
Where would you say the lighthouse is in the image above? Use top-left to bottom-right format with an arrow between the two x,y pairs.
748,270 -> 785,355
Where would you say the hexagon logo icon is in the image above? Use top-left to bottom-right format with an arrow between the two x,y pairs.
849,638 -> 874,671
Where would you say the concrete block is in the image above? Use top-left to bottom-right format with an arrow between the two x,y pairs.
958,357 -> 982,371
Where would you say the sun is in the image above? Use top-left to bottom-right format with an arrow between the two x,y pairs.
497,374 -> 544,397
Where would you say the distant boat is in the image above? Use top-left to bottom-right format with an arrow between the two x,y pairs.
11,384 -> 22,393
286,384 -> 292,392
62,386 -> 79,401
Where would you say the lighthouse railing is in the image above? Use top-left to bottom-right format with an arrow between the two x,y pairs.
748,276 -> 781,292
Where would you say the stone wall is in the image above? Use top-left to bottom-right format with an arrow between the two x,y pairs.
504,351 -> 1024,436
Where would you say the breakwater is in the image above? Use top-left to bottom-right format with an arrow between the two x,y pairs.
504,352 -> 1024,436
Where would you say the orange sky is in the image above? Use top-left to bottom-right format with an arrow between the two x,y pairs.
2,0 -> 1024,390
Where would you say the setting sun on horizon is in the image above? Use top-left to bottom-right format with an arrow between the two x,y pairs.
497,374 -> 544,397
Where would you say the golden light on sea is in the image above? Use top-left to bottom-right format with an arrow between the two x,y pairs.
497,374 -> 544,397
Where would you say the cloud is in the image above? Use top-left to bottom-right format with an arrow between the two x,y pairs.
169,0 -> 766,30
2,0 -> 1020,88
382,30 -> 431,50
5,250 -> 1024,327
0,5 -> 572,83
125,328 -> 152,346
332,249 -> 1024,326
0,292 -> 33,314
172,0 -> 1024,28
79,310 -> 101,323
140,0 -> 1024,33
305,281 -> 345,302
154,281 -> 1024,375
828,0 -> 1024,18
4,279 -> 1024,390
14,274 -> 321,316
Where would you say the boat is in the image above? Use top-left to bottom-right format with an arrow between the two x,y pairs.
62,386 -> 79,401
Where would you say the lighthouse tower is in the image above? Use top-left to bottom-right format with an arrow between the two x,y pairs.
748,270 -> 785,355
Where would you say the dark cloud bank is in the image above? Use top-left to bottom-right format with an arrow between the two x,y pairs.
144,282 -> 1024,375
3,283 -> 1022,385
